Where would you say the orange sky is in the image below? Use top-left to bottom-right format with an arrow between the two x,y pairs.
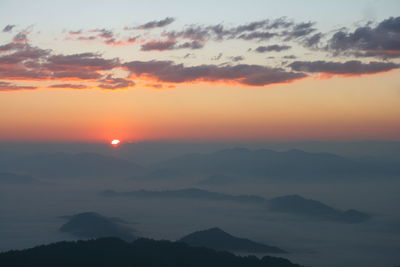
1,70 -> 399,142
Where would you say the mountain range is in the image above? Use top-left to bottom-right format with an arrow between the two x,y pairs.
101,188 -> 370,223
152,148 -> 400,180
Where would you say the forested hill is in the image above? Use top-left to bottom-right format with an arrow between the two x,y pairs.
0,237 -> 303,267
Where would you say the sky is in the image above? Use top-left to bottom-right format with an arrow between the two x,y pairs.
0,0 -> 399,142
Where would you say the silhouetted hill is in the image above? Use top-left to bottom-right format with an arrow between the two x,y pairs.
0,237 -> 302,267
100,188 -> 265,203
180,227 -> 286,253
100,188 -> 370,223
0,152 -> 144,178
268,195 -> 371,223
59,212 -> 137,241
153,148 -> 400,179
0,172 -> 36,183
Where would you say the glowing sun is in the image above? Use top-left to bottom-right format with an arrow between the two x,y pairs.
111,139 -> 121,146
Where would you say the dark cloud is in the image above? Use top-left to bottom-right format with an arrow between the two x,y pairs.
229,17 -> 293,35
211,53 -> 223,61
183,53 -> 195,59
230,56 -> 244,62
283,55 -> 297,59
164,26 -> 212,42
302,32 -> 323,48
1,33 -> 120,81
237,31 -> 276,41
289,60 -> 399,75
0,46 -> 50,64
0,42 -> 26,52
44,53 -> 119,80
48,83 -> 88,89
46,53 -> 119,70
0,81 -> 37,91
255,45 -> 291,53
328,16 -> 400,58
0,32 -> 51,80
12,31 -> 29,43
2,25 -> 16,32
66,29 -> 137,46
135,17 -> 175,30
141,40 -> 203,51
123,60 -> 306,86
161,18 -> 310,44
141,40 -> 177,51
63,17 -> 319,50
98,74 -> 135,89
91,29 -> 113,39
283,22 -> 316,40
177,41 -> 204,49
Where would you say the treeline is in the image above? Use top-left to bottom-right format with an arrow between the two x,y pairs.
0,237 -> 302,267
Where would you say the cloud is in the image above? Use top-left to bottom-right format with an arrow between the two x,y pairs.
160,18 -> 313,44
163,26 -> 213,42
283,55 -> 297,59
66,29 -> 138,46
98,74 -> 135,89
141,40 -> 177,51
123,60 -> 306,86
283,22 -> 316,40
254,45 -> 291,53
140,40 -> 203,51
230,56 -> 244,62
0,81 -> 37,91
289,60 -> 399,75
2,25 -> 16,32
46,52 -> 118,70
48,83 -> 89,89
211,53 -> 223,61
302,32 -> 323,48
1,32 -> 120,81
327,16 -> 400,58
237,31 -> 277,41
135,17 -> 175,30
63,17 -> 319,51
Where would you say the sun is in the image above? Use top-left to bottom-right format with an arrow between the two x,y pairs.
110,139 -> 121,146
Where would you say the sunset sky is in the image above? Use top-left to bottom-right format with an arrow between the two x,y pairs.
1,0 -> 399,142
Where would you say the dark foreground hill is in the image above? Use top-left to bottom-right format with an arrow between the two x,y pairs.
0,237 -> 303,267
180,227 -> 286,253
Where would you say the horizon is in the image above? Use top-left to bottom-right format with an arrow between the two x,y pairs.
1,1 -> 400,267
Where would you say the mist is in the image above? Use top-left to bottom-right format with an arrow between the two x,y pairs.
1,141 -> 399,267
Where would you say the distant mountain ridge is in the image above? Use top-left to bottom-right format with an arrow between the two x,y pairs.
0,152 -> 144,178
0,237 -> 303,267
0,172 -> 36,183
268,195 -> 371,223
152,147 -> 400,179
101,188 -> 370,223
100,188 -> 265,203
179,227 -> 286,253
